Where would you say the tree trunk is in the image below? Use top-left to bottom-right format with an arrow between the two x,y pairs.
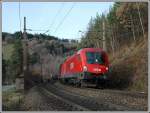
110,24 -> 115,57
103,19 -> 107,51
113,23 -> 117,51
130,14 -> 136,41
136,2 -> 145,38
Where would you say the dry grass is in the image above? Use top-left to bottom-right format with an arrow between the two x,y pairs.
108,38 -> 148,92
2,89 -> 24,111
2,44 -> 14,60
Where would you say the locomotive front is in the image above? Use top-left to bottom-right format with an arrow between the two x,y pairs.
80,48 -> 109,81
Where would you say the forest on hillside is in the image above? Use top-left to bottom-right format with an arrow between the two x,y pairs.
2,32 -> 78,84
78,2 -> 148,56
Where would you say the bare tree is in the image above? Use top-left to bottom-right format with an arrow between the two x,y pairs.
130,14 -> 136,41
136,2 -> 145,38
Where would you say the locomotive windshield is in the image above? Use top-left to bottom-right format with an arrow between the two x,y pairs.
86,52 -> 104,64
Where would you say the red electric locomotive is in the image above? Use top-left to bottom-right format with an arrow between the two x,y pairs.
59,48 -> 109,87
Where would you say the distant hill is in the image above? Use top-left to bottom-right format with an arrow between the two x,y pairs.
2,31 -> 79,84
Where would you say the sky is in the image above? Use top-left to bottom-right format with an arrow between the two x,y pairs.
2,2 -> 114,40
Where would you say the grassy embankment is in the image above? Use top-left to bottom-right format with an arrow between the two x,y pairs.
2,43 -> 24,111
108,37 -> 148,92
2,87 -> 24,111
2,43 -> 14,60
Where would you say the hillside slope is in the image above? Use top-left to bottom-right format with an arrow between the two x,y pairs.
108,38 -> 148,92
2,43 -> 14,60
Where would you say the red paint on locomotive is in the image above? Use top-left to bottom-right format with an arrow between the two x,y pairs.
59,48 -> 109,80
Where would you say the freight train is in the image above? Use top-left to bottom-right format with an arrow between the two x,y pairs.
59,48 -> 109,87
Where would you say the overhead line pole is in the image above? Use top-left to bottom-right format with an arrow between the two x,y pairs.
23,17 -> 28,89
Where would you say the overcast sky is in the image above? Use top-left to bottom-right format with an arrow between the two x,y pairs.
2,2 -> 114,40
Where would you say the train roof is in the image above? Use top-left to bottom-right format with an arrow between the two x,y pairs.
63,48 -> 105,63
77,48 -> 103,54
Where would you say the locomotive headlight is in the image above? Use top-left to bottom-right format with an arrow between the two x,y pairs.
99,68 -> 101,71
83,66 -> 88,72
106,67 -> 108,70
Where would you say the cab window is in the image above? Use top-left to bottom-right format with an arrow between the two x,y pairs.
86,52 -> 104,64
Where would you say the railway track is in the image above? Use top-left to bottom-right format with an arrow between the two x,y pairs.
61,82 -> 147,99
50,82 -> 148,111
43,84 -> 120,111
58,83 -> 148,98
39,86 -> 89,111
43,82 -> 147,111
84,87 -> 147,98
23,81 -> 147,111
23,85 -> 89,111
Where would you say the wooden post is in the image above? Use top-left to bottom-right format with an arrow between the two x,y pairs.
39,54 -> 43,82
16,17 -> 28,90
23,17 -> 28,90
23,17 -> 28,74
